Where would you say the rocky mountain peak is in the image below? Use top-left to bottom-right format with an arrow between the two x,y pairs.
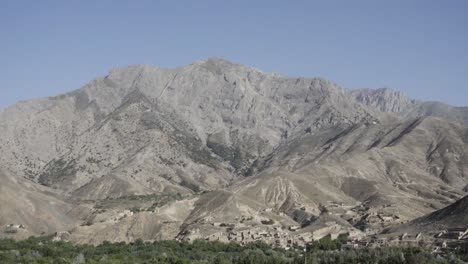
351,87 -> 417,113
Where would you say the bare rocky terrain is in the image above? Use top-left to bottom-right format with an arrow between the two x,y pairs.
391,195 -> 468,233
1,58 -> 467,247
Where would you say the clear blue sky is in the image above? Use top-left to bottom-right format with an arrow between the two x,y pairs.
1,0 -> 467,108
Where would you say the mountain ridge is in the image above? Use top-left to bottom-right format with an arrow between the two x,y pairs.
1,58 -> 467,245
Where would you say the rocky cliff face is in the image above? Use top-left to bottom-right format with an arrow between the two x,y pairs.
352,87 -> 468,125
351,88 -> 417,113
1,58 -> 467,244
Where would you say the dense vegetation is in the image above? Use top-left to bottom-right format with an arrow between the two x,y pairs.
0,236 -> 466,264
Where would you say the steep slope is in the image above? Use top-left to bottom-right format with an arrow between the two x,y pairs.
0,170 -> 78,238
407,195 -> 468,230
1,58 -> 377,199
385,195 -> 468,239
39,89 -> 233,198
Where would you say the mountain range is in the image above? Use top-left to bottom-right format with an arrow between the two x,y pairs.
1,58 -> 467,245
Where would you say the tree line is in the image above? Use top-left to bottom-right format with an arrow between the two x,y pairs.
0,235 -> 466,264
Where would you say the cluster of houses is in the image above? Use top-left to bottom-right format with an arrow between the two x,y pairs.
178,202 -> 373,249
226,226 -> 317,249
433,228 -> 468,253
344,227 -> 468,254
181,206 -> 468,255
182,224 -> 318,249
180,212 -> 362,250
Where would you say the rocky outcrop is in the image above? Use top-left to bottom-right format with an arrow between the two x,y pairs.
351,88 -> 416,113
352,87 -> 468,125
